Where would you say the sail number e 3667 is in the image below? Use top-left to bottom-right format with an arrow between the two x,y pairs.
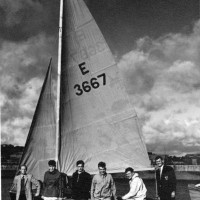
74,73 -> 106,96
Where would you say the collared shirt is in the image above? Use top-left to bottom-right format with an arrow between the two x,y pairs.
91,173 -> 116,199
160,165 -> 163,177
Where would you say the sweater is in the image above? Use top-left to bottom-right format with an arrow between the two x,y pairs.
42,169 -> 61,198
72,170 -> 91,199
122,173 -> 147,200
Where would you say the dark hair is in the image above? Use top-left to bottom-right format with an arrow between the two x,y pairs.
125,167 -> 134,173
48,160 -> 56,166
20,164 -> 27,170
155,156 -> 163,161
76,160 -> 84,167
98,161 -> 106,168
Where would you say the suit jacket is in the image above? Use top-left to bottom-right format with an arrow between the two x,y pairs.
156,165 -> 176,199
13,174 -> 40,200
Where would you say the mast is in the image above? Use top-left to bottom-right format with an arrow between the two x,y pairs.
56,0 -> 63,168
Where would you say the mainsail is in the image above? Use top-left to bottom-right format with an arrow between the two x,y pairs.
19,60 -> 56,180
58,0 -> 151,175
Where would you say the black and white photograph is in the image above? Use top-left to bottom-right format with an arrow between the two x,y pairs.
1,0 -> 200,200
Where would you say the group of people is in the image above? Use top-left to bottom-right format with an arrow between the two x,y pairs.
13,156 -> 176,200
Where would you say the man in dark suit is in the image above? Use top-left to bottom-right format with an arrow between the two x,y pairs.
155,156 -> 176,200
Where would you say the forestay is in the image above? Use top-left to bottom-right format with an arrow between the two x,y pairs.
58,0 -> 151,175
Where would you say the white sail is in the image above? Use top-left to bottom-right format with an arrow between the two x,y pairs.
19,60 -> 56,181
58,0 -> 151,175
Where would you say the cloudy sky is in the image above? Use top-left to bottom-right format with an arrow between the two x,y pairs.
1,0 -> 200,156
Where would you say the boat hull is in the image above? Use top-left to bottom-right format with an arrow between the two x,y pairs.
188,184 -> 200,200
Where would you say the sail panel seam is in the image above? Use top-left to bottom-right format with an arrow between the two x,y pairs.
61,112 -> 137,133
66,18 -> 94,36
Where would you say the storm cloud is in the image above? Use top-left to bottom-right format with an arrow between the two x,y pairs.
1,0 -> 199,155
118,19 -> 200,154
0,0 -> 59,41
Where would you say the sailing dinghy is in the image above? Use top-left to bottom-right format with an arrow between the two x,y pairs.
10,0 -> 152,198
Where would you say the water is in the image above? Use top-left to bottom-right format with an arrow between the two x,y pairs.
2,178 -> 13,200
2,177 -> 199,200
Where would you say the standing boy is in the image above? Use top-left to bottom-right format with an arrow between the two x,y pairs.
71,160 -> 91,200
42,160 -> 61,200
91,162 -> 116,200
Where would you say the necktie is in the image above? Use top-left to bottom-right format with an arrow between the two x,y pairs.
21,176 -> 24,183
21,176 -> 25,192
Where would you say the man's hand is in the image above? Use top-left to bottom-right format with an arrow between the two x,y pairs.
171,191 -> 175,198
155,195 -> 160,200
195,183 -> 200,187
35,193 -> 39,197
